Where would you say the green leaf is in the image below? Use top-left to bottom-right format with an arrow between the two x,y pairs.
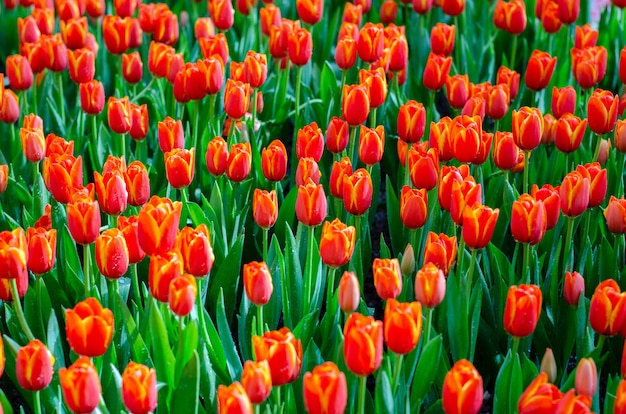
208,234 -> 244,321
171,351 -> 200,414
283,223 -> 303,326
217,289 -> 243,380
375,369 -> 394,414
148,298 -> 176,388
293,309 -> 320,352
411,335 -> 443,409
386,176 -> 402,255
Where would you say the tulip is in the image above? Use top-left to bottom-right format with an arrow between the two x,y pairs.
239,360 -> 272,406
524,50 -> 557,91
325,117 -> 349,154
103,15 -> 131,55
121,161 -> 149,208
116,216 -> 145,265
95,228 -> 129,280
450,115 -> 482,163
224,80 -> 251,120
551,86 -> 576,119
297,0 -> 323,25
462,203 -> 499,250
558,0 -> 579,24
357,22 -> 384,63
493,0 -> 527,34
251,189 -> 278,230
559,171 -> 589,217
303,362 -> 347,414
296,122 -> 324,162
20,127 -> 46,163
388,35 -> 408,72
26,227 -> 56,275
441,0 -> 465,16
400,186 -> 428,229
397,100 -> 426,143
430,117 -> 454,161
539,0 -> 563,33
384,299 -> 422,355
343,169 -> 373,216
415,263 -> 446,308
328,157 -> 352,200
43,154 -> 83,204
0,89 -> 20,124
16,339 -> 53,391
138,196 -> 182,256
148,250 -> 184,302
604,196 -> 626,234
122,52 -> 143,85
587,89 -> 618,135
209,0 -> 235,31
65,297 -> 114,357
372,258 -> 402,300
442,360 -> 484,414
338,271 -> 360,314
78,79 -> 105,115
620,46 -> 626,85
226,143 -> 252,182
359,67 -> 387,108
153,10 -> 177,45
59,357 -> 102,414
260,4 -> 281,36
18,16 -> 41,44
94,170 -> 128,217
407,144 -> 438,190
511,194 -> 547,245
199,33 -> 230,65
445,75 -> 471,109
589,279 -> 626,336
319,219 -> 356,268
163,148 -> 195,189
167,273 -> 197,317
343,312 -> 383,376
486,84 -> 510,120
156,117 -> 184,153
517,373 -> 562,414
6,55 -> 34,91
107,96 -> 132,135
358,125 -> 385,166
252,328 -> 303,385
430,23 -> 455,56
438,165 -> 470,211
258,140 -> 287,182
503,284 -> 542,338
41,34 -> 68,72
563,271 -> 585,306
243,261 -> 273,306
423,53 -> 452,91
0,228 -> 28,282
121,362 -> 157,414
206,137 -> 229,176
450,179 -> 482,226
217,382 -> 252,414
175,225 -> 214,277
412,0 -> 433,13
66,188 -> 101,245
575,358 -> 597,397
512,106 -> 544,152
67,48 -> 95,85
423,232 -> 457,276
342,84 -> 370,126
496,66 -> 520,99
343,3 -> 363,24
288,28 -> 313,66
296,179 -> 327,227
0,331 -> 4,376
243,52 -> 268,90
295,158 -> 321,186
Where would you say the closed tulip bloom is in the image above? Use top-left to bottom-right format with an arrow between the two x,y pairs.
94,170 -> 128,217
243,261 -> 273,306
108,96 -> 132,135
66,188 -> 101,245
335,37 -> 357,71
577,163 -> 607,208
343,2 -> 363,24
1,89 -> 20,124
60,17 -> 87,50
531,184 -> 560,230
450,179 -> 482,226
243,52 -> 267,90
343,312 -> 383,376
503,284 -> 542,337
430,23 -> 455,56
587,89 -> 618,135
558,0 -> 579,23
524,51 -> 557,91
0,265 -> 28,301
412,0 -> 433,13
564,271 -> 585,306
517,372 -> 562,414
554,114 -> 587,153
303,362 -> 347,414
384,299 -> 422,355
445,75 -> 471,109
400,186 -> 428,229
359,67 -> 387,108
0,228 -> 28,281
240,360 -> 272,405
408,144 -> 438,190
96,228 -> 129,279
415,263 -> 446,307
438,165 -> 470,211
117,216 -> 145,264
325,117 -> 349,154
148,250 -> 184,302
121,362 -> 157,414
441,0 -> 465,16
388,35 -> 408,72
319,219 -> 356,268
560,170 -> 589,217
574,358 -> 597,398
486,84 -> 510,120
59,357 -> 102,414
493,0 -> 527,34
226,143 -> 252,182
209,0 -> 235,31
358,125 -> 385,166
68,49 -> 96,86
496,66 -> 520,99
442,360 -> 483,414
461,96 -> 486,121
605,196 -> 626,234
20,127 -> 45,163
551,86 -> 576,119
620,47 -> 626,85
329,157 -> 353,199
41,34 -> 69,72
175,225 -> 215,277
296,179 -> 327,227
195,17 -> 215,40
122,52 -> 143,85
79,79 -> 105,115
206,136 -> 229,176
373,258 -> 402,300
540,1 -> 563,33
512,107 -> 544,151
16,340 -> 53,391
153,10 -> 178,45
343,168 -> 373,216
261,140 -> 288,181
6,55 -> 34,91
357,23 -> 384,63
164,148 -> 195,189
338,271 -> 360,313
297,0 -> 323,25
260,4 -> 281,36
543,113 -> 559,145
462,203 -> 499,250
423,53 -> 452,91
614,120 -> 626,153
296,122 -> 324,162
397,100 -> 426,143
168,273 -> 197,316
156,117 -> 184,153
18,16 -> 41,44
430,117 -> 454,161
26,227 -> 56,275
589,279 -> 626,336
123,161 -> 149,207
342,84 -> 370,126
288,28 -> 313,66
198,34 -> 230,66
450,115 -> 482,163
253,189 -> 278,229
43,154 -> 83,204
138,196 -> 182,256
65,297 -> 114,357
252,328 -> 302,385
511,194 -> 547,245
423,232 -> 457,276
103,15 -> 131,55
224,79 -> 251,120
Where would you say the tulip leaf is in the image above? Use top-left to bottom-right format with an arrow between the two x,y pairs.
217,289 -> 243,380
446,270 -> 469,361
284,223 -> 303,326
198,305 -> 231,384
117,291 -> 151,367
0,389 -> 13,414
46,311 -> 65,372
293,309 -> 320,353
265,234 -> 284,330
236,294 -> 255,363
198,341 -> 217,404
208,233 -> 244,321
493,350 -> 522,414
375,369 -> 394,414
171,351 -> 200,414
411,335 -> 443,411
603,374 -> 620,414
469,282 -> 483,362
320,62 -> 339,116
147,298 -> 176,389
385,176 -> 402,255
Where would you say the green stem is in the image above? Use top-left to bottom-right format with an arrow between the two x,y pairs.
357,376 -> 367,414
523,150 -> 530,194
564,217 -> 575,272
370,107 -> 377,128
193,100 -> 200,187
32,78 -> 38,116
131,78 -> 155,102
592,133 -> 603,162
295,65 -> 303,126
131,263 -> 143,312
207,93 -> 217,137
581,209 -> 591,248
252,89 -> 258,135
424,307 -> 433,342
404,141 -> 411,187
457,233 -> 465,278
326,266 -> 337,310
511,336 -> 520,356
263,227 -> 269,264
465,249 -> 478,311
347,126 -> 358,168
597,334 -> 606,354
410,229 -> 419,267
510,35 -> 518,70
522,243 -> 531,284
57,72 -> 65,126
119,133 -> 126,160
11,279 -> 35,341
340,71 -> 347,96
83,244 -> 91,298
227,117 -> 236,147
305,225 -> 316,313
108,278 -> 119,311
257,304 -> 264,335
34,390 -> 42,414
392,353 -> 404,392
393,72 -> 401,102
426,90 -> 435,137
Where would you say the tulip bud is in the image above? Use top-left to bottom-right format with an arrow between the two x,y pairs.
253,189 -> 278,229
59,357 -> 102,414
66,187 -> 101,245
288,28 -> 313,66
358,125 -> 385,166
430,23 -> 455,56
303,362 -> 347,414
540,348 -> 557,383
65,298 -> 114,357
1,89 -> 20,124
16,340 -> 54,391
319,219 -> 356,268
575,358 -> 597,397
96,228 -> 130,280
423,53 -> 452,91
335,37 -> 357,70
226,143 -> 252,182
296,179 -> 327,227
253,328 -> 303,385
326,117 -> 350,154
415,263 -> 446,308
6,55 -> 34,91
462,203 -> 500,250
524,50 -> 557,92
373,258 -> 402,300
384,299 -> 422,355
503,284 -> 542,338
342,84 -> 370,127
442,360 -> 483,414
206,136 -> 229,176
338,271 -> 360,314
343,313 -> 383,376
20,127 -> 46,163
357,23 -> 384,63
168,273 -> 197,317
296,122 -> 324,162
122,362 -> 157,414
243,261 -> 273,306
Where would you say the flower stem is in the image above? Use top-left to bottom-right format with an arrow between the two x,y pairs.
11,279 -> 35,341
263,227 -> 269,264
83,244 -> 91,298
131,263 -> 143,312
522,243 -> 531,284
347,126 -> 358,169
424,306 -> 433,342
592,133 -> 603,162
257,304 -> 264,335
404,142 -> 411,187
227,117 -> 236,147
563,217 -> 575,272
305,225 -> 316,313
207,93 -> 217,137
357,375 -> 367,414
465,249 -> 478,312
326,266 -> 337,310
370,107 -> 377,128
57,72 -> 65,126
34,390 -> 42,414
426,90 -> 435,138
457,234 -> 465,278
295,65 -> 303,126
510,35 -> 518,70
523,150 -> 530,194
511,336 -> 520,356
193,100 -> 200,188
392,353 -> 404,392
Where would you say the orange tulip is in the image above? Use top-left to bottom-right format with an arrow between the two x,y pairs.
103,15 -> 131,55
6,54 -> 33,91
551,86 -> 576,119
423,53 -> 452,91
41,34 -> 69,72
296,122 -> 324,162
218,382 -> 252,414
524,50 -> 557,92
288,27 -> 313,66
65,297 -> 114,357
95,228 -> 129,279
359,67 -> 387,109
149,250 -> 184,303
493,0 -> 527,34
296,179 -> 327,227
358,125 -> 385,166
121,362 -> 157,414
384,299 -> 422,355
338,271 -> 360,314
445,75 -> 471,109
260,4 -> 281,36
620,46 -> 626,85
575,358 -> 597,397
59,357 -> 102,414
303,362 -> 347,414
554,113 -> 587,154
117,215 -> 145,265
20,127 -> 46,163
423,232 -> 457,276
560,170 -> 589,217
442,360 -> 483,414
462,203 -> 499,250
175,224 -> 215,277
616,380 -> 626,414
252,328 -> 303,385
224,79 -> 251,120
372,258 -> 402,300
226,142 -> 252,182
400,186 -> 428,229
43,153 -> 83,204
415,263 -> 446,307
17,15 -> 40,44
558,0 -> 579,24
503,284 -> 542,337
67,48 -> 95,84
540,0 -> 562,33
397,100 -> 426,143
157,117 -> 184,153
243,261 -> 273,306
241,360 -> 272,406
357,22 -> 384,63
413,0 -> 433,13
517,372 -> 562,414
79,79 -> 105,115
485,84 -> 510,120
108,96 -> 132,135
511,194 -> 547,245
589,279 -> 626,336
25,227 -> 56,275
343,312 -> 383,376
205,136 -> 228,177
430,117 -> 454,162
407,143 -> 438,190
587,88 -> 618,135
168,273 -> 197,317
450,179 -> 482,226
325,117 -> 349,154
122,51 -> 143,85
604,196 -> 626,234
343,168 -> 373,216
164,148 -> 195,189
66,187 -> 101,245
438,165 -> 469,211
342,84 -> 370,127
319,219 -> 356,268
430,23 -> 455,56
137,196 -> 182,256
94,169 -> 128,217
343,3 -> 363,24
0,89 -> 20,124
16,339 -> 53,391
441,0 -> 465,16
496,66 -> 520,99
209,0 -> 235,31
297,0 -> 323,25
295,158 -> 320,185
335,37 -> 357,70
450,115 -> 482,163
512,106 -> 544,151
